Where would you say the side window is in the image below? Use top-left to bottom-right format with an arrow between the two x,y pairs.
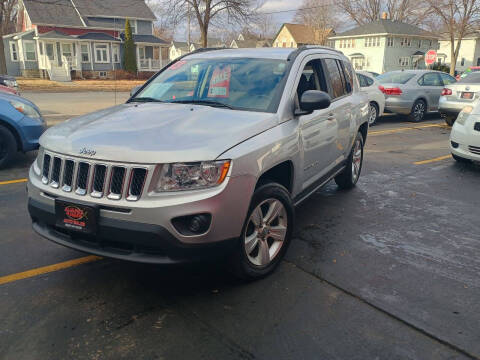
357,74 -> 367,87
324,58 -> 346,99
365,76 -> 374,86
420,73 -> 443,86
440,73 -> 456,85
296,59 -> 327,100
341,60 -> 354,94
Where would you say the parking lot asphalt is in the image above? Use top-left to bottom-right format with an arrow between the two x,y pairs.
1,106 -> 479,359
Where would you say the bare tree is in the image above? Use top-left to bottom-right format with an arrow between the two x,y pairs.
0,0 -> 18,74
161,0 -> 263,47
295,0 -> 343,31
426,0 -> 480,75
337,0 -> 431,25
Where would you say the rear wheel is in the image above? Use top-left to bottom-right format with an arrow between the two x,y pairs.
408,99 -> 426,122
230,183 -> 294,280
335,131 -> 364,189
0,125 -> 17,169
368,102 -> 379,126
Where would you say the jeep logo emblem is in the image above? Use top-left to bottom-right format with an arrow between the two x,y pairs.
79,147 -> 96,156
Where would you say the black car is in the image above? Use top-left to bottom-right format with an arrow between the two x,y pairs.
0,74 -> 18,92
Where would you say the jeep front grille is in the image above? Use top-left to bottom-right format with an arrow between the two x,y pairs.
41,152 -> 149,201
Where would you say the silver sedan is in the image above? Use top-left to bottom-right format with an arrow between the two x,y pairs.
377,70 -> 457,122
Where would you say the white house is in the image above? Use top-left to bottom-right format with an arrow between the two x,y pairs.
438,37 -> 480,72
169,41 -> 189,61
329,19 -> 439,74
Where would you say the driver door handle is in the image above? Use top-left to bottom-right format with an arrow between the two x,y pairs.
327,113 -> 335,121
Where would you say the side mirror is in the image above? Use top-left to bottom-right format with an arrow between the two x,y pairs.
130,85 -> 142,97
297,90 -> 331,115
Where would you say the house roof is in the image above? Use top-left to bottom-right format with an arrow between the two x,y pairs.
274,23 -> 334,45
77,32 -> 120,41
38,30 -> 75,40
233,39 -> 258,48
23,0 -> 156,28
333,19 -> 437,38
73,0 -> 156,20
133,34 -> 168,44
171,41 -> 190,51
23,0 -> 85,27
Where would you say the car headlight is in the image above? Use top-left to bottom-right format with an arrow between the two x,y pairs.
5,79 -> 16,88
155,160 -> 231,192
9,100 -> 42,119
456,106 -> 473,125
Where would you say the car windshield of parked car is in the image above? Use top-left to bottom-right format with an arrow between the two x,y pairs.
376,72 -> 415,84
458,72 -> 480,83
134,58 -> 289,113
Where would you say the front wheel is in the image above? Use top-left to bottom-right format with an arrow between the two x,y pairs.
230,183 -> 294,280
0,125 -> 17,170
335,131 -> 364,189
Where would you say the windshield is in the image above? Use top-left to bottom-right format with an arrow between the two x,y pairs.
133,58 -> 289,112
377,72 -> 415,84
458,72 -> 480,83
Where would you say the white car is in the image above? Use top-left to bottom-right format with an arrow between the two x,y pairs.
356,71 -> 385,126
450,104 -> 480,162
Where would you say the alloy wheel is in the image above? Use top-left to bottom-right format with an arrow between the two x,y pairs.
368,104 -> 377,125
244,199 -> 288,267
351,138 -> 363,183
413,102 -> 425,121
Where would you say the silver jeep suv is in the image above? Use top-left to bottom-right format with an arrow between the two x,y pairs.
28,47 -> 369,279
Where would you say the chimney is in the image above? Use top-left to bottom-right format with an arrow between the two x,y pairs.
381,12 -> 388,20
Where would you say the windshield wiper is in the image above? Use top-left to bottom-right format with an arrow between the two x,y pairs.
129,97 -> 165,103
169,100 -> 235,110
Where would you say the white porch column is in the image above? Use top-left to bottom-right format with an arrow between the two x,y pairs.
148,58 -> 152,71
136,46 -> 140,70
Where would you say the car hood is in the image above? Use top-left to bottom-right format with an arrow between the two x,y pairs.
40,102 -> 278,163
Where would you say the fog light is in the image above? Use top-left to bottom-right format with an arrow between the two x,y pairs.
451,141 -> 459,148
172,214 -> 212,236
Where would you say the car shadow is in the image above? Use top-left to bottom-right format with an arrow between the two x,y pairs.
376,113 -> 441,126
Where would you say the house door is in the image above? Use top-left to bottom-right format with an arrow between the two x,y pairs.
61,43 -> 73,65
45,42 -> 56,62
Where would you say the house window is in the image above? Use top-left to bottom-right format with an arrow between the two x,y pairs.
9,41 -> 18,61
94,43 -> 109,63
81,44 -> 90,63
130,20 -> 137,34
112,44 -> 120,63
290,41 -> 294,47
399,57 -> 410,66
98,71 -> 107,78
461,57 -> 465,66
400,38 -> 411,47
352,58 -> 364,70
45,43 -> 55,61
387,37 -> 394,47
24,41 -> 37,61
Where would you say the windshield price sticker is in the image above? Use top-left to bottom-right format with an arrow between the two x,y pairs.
208,66 -> 231,98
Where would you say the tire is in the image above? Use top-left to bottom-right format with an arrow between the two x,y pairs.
230,182 -> 294,280
0,125 -> 17,169
445,116 -> 455,126
452,153 -> 470,163
408,99 -> 426,122
368,102 -> 379,126
335,131 -> 364,190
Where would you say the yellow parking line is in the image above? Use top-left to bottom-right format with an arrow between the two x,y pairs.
0,255 -> 102,286
414,155 -> 452,165
370,123 -> 447,136
0,178 -> 28,186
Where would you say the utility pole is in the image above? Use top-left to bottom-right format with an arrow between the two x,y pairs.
187,3 -> 191,46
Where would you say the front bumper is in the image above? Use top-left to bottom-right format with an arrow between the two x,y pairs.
450,117 -> 480,161
28,198 -> 237,264
27,163 -> 255,264
18,116 -> 46,152
384,97 -> 413,115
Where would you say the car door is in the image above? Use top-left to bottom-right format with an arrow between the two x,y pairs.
418,72 -> 444,111
323,58 -> 353,160
295,57 -> 338,188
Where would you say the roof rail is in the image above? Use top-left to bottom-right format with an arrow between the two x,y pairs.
287,45 -> 343,61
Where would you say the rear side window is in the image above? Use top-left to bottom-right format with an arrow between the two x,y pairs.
418,73 -> 442,86
440,73 -> 456,85
458,72 -> 480,83
341,61 -> 354,94
377,72 -> 415,84
324,58 -> 347,99
357,73 -> 373,87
